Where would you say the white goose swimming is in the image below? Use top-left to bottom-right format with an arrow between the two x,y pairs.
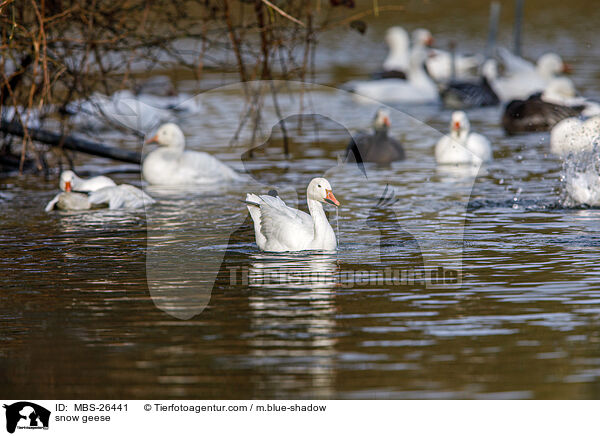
382,27 -> 411,74
435,111 -> 492,165
59,170 -> 116,192
45,170 -> 116,211
245,178 -> 340,252
352,47 -> 438,104
45,170 -> 154,211
541,78 -> 600,118
143,123 -> 242,185
493,49 -> 571,101
411,28 -> 482,82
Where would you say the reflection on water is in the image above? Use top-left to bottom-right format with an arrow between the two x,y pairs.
3,2 -> 600,399
246,253 -> 338,398
248,252 -> 340,290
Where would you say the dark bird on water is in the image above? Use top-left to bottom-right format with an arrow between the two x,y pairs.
441,76 -> 499,109
345,108 -> 405,165
502,92 -> 584,135
440,59 -> 500,109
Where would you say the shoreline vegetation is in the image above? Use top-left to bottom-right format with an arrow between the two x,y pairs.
0,0 -> 402,176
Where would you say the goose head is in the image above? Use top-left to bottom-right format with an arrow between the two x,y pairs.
373,108 -> 391,133
307,178 -> 340,207
537,53 -> 571,78
450,111 -> 470,139
385,26 -> 409,52
146,123 -> 185,150
412,28 -> 434,48
59,170 -> 79,192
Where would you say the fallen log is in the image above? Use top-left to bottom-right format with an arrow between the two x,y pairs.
0,119 -> 142,164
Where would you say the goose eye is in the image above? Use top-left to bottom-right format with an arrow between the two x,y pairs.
317,184 -> 322,188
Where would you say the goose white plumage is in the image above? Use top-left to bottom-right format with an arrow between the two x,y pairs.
542,78 -> 600,118
493,49 -> 571,101
88,184 -> 155,209
67,91 -> 173,132
143,123 -> 243,185
67,89 -> 203,132
352,47 -> 438,104
45,170 -> 154,211
435,111 -> 492,165
59,170 -> 116,193
411,28 -> 482,82
45,170 -> 116,211
550,116 -> 600,156
245,178 -> 340,252
45,192 -> 92,212
383,27 -> 411,73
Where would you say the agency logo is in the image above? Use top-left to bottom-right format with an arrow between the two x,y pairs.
3,402 -> 50,434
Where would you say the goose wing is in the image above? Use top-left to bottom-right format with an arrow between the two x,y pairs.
89,184 -> 155,209
253,194 -> 313,250
179,150 -> 242,184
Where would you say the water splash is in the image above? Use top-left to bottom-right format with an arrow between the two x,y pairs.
561,140 -> 600,207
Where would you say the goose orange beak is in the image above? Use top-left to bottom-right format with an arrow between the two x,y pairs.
65,180 -> 72,192
325,189 -> 340,207
453,121 -> 460,131
426,36 -> 434,47
383,116 -> 391,128
145,134 -> 159,144
562,63 -> 573,74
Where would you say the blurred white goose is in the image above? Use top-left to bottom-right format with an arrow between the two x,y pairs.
245,178 -> 340,252
550,116 -> 600,156
494,50 -> 571,101
435,111 -> 492,165
45,170 -> 115,211
382,27 -> 411,74
143,123 -> 242,185
45,170 -> 154,211
412,28 -> 482,82
352,47 -> 438,104
542,78 -> 600,117
45,192 -> 91,212
59,170 -> 116,193
88,184 -> 155,209
67,91 -> 173,132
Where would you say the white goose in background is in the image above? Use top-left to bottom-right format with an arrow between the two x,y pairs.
382,27 -> 411,74
493,49 -> 571,101
411,28 -> 482,82
45,170 -> 116,211
45,170 -> 154,211
352,47 -> 438,104
245,178 -> 340,252
541,78 -> 600,118
67,91 -> 173,132
435,111 -> 492,165
550,116 -> 600,156
58,170 -> 116,193
87,184 -> 155,210
143,123 -> 243,185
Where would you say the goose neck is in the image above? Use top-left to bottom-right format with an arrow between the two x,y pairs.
374,128 -> 388,140
307,197 -> 329,238
451,130 -> 469,142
